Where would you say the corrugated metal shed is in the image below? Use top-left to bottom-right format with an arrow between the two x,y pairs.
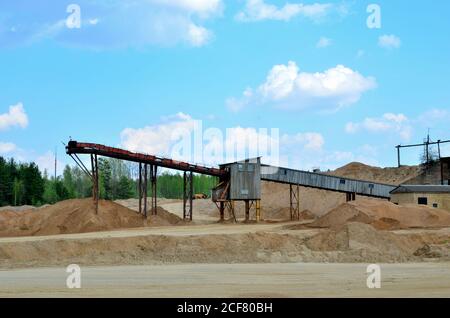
220,158 -> 261,200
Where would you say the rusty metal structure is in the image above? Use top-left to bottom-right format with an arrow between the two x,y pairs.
67,140 -> 396,222
66,141 -> 225,219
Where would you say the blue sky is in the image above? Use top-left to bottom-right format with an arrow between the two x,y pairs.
1,0 -> 449,173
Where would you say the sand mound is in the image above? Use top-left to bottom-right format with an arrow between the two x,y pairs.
309,199 -> 450,230
305,223 -> 423,261
0,198 -> 182,237
299,210 -> 316,220
330,162 -> 421,185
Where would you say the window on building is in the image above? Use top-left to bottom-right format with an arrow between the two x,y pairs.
433,203 -> 438,208
340,179 -> 346,185
418,197 -> 428,205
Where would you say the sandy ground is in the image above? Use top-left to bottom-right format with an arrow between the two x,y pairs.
1,262 -> 449,298
0,221 -> 305,243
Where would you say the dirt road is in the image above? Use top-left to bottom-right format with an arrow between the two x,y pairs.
1,263 -> 449,298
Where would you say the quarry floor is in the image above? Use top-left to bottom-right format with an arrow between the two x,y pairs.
1,262 -> 449,298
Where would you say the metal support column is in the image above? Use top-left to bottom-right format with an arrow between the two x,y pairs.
219,201 -> 225,221
255,200 -> 261,222
346,192 -> 356,202
396,145 -> 401,167
225,201 -> 236,222
138,163 -> 142,214
290,184 -> 300,220
245,200 -> 250,222
90,154 -> 99,214
138,163 -> 148,217
143,164 -> 148,217
183,171 -> 193,221
150,165 -> 157,215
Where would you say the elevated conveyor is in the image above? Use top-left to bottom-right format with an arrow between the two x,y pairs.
261,165 -> 395,199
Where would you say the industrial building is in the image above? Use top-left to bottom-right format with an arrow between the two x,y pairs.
390,185 -> 450,211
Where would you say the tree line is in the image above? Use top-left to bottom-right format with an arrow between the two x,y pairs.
0,156 -> 217,207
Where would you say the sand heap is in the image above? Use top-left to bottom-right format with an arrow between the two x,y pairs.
0,198 -> 182,237
330,162 -> 421,185
305,222 -> 425,262
308,199 -> 450,230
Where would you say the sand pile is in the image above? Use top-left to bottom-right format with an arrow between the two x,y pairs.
309,199 -> 450,230
0,198 -> 182,237
305,222 -> 423,262
330,162 -> 421,185
266,208 -> 316,221
3,221 -> 448,268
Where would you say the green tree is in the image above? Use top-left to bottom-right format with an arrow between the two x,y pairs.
62,165 -> 77,198
12,177 -> 24,206
98,158 -> 112,200
116,175 -> 133,199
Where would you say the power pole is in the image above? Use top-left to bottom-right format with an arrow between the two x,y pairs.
54,146 -> 57,181
426,130 -> 430,165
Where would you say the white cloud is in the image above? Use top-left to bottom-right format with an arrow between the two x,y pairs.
89,18 -> 99,25
316,36 -> 332,48
417,108 -> 450,126
226,88 -> 254,112
378,34 -> 401,49
187,23 -> 213,47
150,0 -> 223,17
1,1 -> 223,48
0,142 -> 17,154
281,132 -> 324,151
229,61 -> 376,112
120,112 -> 197,156
236,0 -> 332,22
345,113 -> 412,141
0,102 -> 29,131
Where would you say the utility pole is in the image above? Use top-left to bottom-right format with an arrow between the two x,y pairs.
54,146 -> 57,181
425,130 -> 430,165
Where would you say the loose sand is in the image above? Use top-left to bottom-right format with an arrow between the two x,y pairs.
308,199 -> 450,230
0,198 -> 182,237
330,162 -> 421,185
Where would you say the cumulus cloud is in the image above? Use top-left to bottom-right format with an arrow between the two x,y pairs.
281,132 -> 324,151
228,61 -> 376,112
120,112 -> 198,156
0,142 -> 17,154
0,1 -> 223,48
0,102 -> 29,131
236,0 -> 332,22
345,113 -> 412,141
378,34 -> 401,49
316,36 -> 332,48
187,23 -> 213,47
119,112 -> 340,169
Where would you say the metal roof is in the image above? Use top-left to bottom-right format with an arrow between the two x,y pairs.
390,185 -> 450,194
